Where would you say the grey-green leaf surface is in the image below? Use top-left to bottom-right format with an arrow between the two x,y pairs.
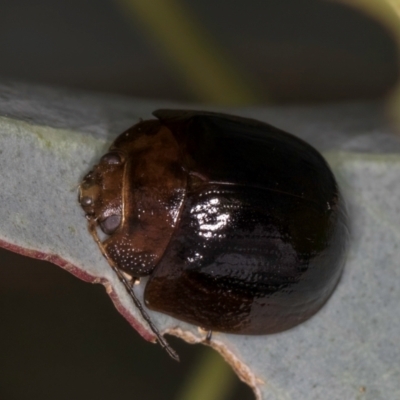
1,82 -> 399,400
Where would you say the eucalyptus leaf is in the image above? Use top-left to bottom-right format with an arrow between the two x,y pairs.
1,82 -> 399,400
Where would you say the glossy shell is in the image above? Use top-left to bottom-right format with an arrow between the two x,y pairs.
79,110 -> 348,335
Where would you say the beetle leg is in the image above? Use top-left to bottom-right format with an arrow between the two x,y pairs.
121,270 -> 135,283
205,330 -> 213,343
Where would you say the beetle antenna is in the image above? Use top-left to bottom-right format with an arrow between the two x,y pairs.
87,218 -> 180,362
110,264 -> 180,362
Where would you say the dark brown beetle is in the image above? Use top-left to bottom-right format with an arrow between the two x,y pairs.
79,110 -> 348,360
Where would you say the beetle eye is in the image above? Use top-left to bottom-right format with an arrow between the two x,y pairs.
101,152 -> 121,164
80,196 -> 93,206
100,215 -> 121,234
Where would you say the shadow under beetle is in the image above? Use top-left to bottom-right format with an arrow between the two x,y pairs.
79,109 -> 349,360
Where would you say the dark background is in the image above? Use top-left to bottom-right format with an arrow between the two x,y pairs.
0,0 -> 397,103
0,1 -> 398,400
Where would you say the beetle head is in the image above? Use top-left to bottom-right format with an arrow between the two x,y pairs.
79,120 -> 187,278
79,150 -> 124,235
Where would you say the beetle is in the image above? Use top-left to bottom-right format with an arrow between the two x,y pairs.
79,109 -> 348,360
